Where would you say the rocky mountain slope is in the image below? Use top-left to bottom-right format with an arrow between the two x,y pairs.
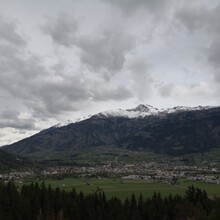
3,104 -> 220,157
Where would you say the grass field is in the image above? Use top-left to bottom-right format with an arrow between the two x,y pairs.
30,178 -> 220,200
28,146 -> 220,168
29,145 -> 168,166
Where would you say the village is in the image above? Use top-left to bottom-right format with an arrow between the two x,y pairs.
0,160 -> 220,185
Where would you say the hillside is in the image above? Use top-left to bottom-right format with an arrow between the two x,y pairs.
3,105 -> 220,160
121,107 -> 220,155
0,149 -> 32,171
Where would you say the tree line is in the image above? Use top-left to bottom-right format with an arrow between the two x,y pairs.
0,181 -> 220,220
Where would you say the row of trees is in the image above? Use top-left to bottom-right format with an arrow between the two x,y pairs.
0,181 -> 220,220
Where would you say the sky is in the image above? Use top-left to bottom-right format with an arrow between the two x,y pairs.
0,0 -> 220,146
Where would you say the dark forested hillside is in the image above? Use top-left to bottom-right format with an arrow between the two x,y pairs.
4,115 -> 159,155
3,106 -> 220,158
0,181 -> 219,220
121,107 -> 220,155
0,149 -> 31,171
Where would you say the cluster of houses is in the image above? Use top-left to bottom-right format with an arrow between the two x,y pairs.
0,171 -> 33,183
187,175 -> 220,184
0,161 -> 219,184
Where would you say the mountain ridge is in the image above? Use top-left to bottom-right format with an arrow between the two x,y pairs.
3,104 -> 220,159
53,104 -> 216,128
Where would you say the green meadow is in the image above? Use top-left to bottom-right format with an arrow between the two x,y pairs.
28,178 -> 220,200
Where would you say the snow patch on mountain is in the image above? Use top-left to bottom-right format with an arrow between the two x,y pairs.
161,105 -> 214,114
53,115 -> 92,128
53,104 -> 216,128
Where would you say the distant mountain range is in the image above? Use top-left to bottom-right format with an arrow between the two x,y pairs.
3,104 -> 220,158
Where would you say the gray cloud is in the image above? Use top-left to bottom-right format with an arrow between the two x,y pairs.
0,17 -> 27,47
175,6 -> 208,31
26,74 -> 92,117
0,39 -> 133,119
158,83 -> 174,98
102,0 -> 171,16
1,0 -> 220,145
175,3 -> 220,85
157,82 -> 217,104
208,43 -> 220,67
41,13 -> 78,47
0,109 -> 36,130
175,4 -> 220,34
78,29 -> 134,73
0,17 -> 133,120
0,49 -> 91,118
42,15 -> 135,74
129,58 -> 153,100
93,85 -> 133,101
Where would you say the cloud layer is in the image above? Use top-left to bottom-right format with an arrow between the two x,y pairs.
0,0 -> 220,144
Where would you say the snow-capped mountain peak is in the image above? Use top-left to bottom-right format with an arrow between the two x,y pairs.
53,104 -> 216,128
130,104 -> 158,112
96,104 -> 160,119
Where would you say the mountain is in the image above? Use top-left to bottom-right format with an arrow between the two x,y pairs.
3,104 -> 220,158
0,149 -> 32,171
4,105 -> 160,155
121,107 -> 220,155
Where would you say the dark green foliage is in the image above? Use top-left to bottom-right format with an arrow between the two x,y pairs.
0,149 -> 31,171
0,181 -> 220,219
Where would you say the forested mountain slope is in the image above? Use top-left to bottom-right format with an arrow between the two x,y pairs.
3,105 -> 220,157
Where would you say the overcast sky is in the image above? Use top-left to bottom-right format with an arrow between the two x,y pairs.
0,0 -> 220,145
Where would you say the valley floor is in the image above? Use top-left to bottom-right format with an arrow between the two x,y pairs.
21,178 -> 220,200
